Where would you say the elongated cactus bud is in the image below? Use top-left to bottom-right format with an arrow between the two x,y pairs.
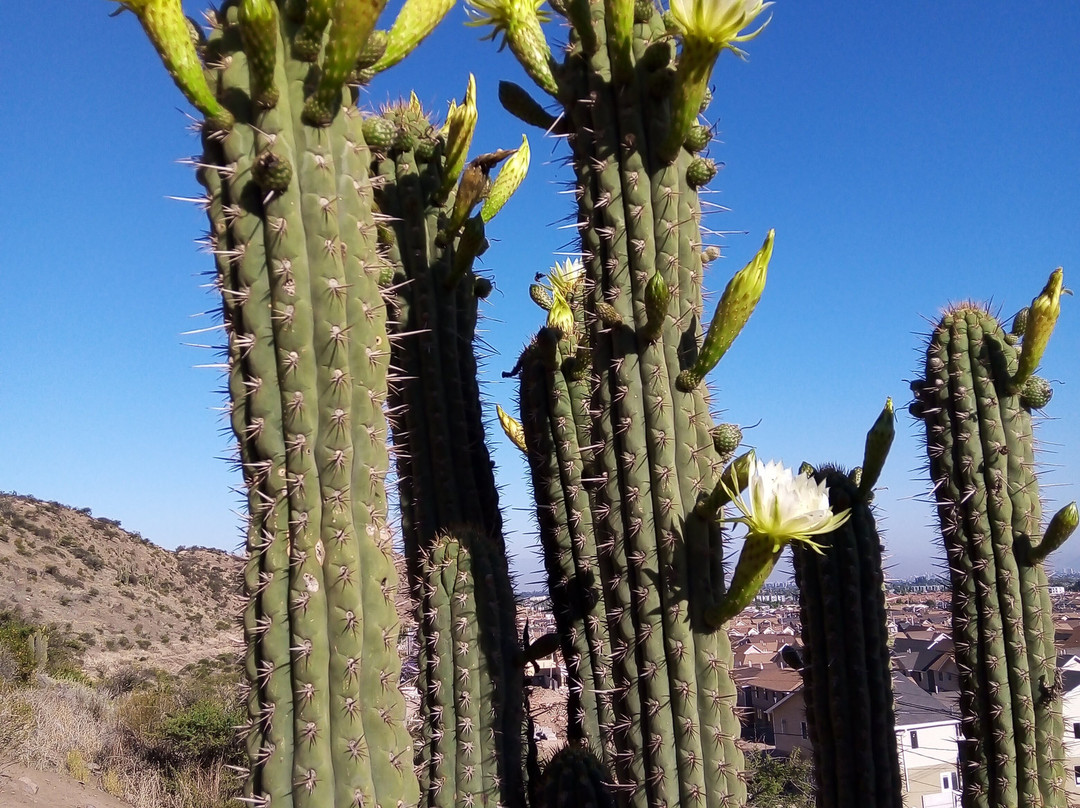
482,135 -> 530,221
604,0 -> 635,81
442,75 -> 479,197
303,0 -> 389,125
857,397 -> 894,499
1013,267 -> 1064,388
498,81 -> 558,130
1027,502 -> 1079,565
466,0 -> 558,95
498,404 -> 528,452
238,0 -> 279,108
370,0 -> 456,72
547,290 -> 576,344
114,0 -> 233,128
677,229 -> 773,391
642,270 -> 670,342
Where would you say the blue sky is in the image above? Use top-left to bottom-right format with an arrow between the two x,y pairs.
1,2 -> 1077,584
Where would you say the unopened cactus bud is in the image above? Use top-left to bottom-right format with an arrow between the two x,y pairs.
1011,305 -> 1030,337
857,397 -> 895,499
1013,267 -> 1065,388
303,0 -> 388,126
1027,502 -> 1079,565
702,245 -> 721,264
371,0 -> 455,72
710,423 -> 742,457
1019,376 -> 1053,410
684,123 -> 710,153
238,0 -> 279,109
443,163 -> 491,244
252,151 -> 293,194
363,116 -> 397,150
355,28 -> 389,68
643,270 -> 670,342
530,283 -> 554,311
292,0 -> 332,60
595,301 -> 623,327
497,405 -> 528,453
686,156 -> 719,188
441,75 -> 478,197
481,134 -> 530,222
699,86 -> 712,112
465,0 -> 558,96
677,229 -> 773,391
474,276 -> 493,299
498,81 -> 558,130
634,0 -> 655,23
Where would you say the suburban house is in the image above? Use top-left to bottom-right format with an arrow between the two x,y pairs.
733,665 -> 803,744
765,672 -> 962,808
1060,669 -> 1080,802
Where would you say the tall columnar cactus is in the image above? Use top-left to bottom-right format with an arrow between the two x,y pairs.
475,0 -> 777,802
791,400 -> 902,808
414,527 -> 524,808
910,270 -> 1075,808
116,0 -> 456,805
367,87 -> 530,808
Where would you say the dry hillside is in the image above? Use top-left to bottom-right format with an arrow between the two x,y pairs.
0,492 -> 417,676
0,492 -> 243,674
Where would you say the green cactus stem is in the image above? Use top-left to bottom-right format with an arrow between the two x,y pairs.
912,302 -> 1071,808
415,529 -> 523,808
792,467 -> 903,808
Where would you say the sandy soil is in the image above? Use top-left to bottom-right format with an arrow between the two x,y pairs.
0,764 -> 132,808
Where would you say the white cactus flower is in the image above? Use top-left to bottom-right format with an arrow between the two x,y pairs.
722,454 -> 849,551
668,0 -> 772,54
548,258 -> 585,299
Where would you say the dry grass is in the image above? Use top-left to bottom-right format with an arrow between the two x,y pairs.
0,679 -> 241,808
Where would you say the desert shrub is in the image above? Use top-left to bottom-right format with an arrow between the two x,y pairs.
158,699 -> 245,766
102,666 -> 153,697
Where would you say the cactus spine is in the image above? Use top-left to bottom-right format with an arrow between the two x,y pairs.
911,282 -> 1072,808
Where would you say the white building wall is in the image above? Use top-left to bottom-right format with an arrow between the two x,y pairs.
895,720 -> 961,808
1061,690 -> 1080,800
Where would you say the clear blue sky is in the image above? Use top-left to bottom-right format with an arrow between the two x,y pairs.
1,2 -> 1077,584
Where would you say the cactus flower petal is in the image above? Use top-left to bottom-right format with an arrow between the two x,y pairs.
668,0 -> 771,53
721,454 -> 850,552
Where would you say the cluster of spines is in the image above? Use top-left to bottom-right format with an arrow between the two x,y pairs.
791,467 -> 902,808
911,303 -> 1068,808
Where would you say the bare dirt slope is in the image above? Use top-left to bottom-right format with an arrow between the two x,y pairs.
0,493 -> 243,674
0,763 -> 131,808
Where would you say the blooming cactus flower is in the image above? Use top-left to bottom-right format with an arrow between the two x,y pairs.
727,457 -> 849,550
668,0 -> 772,54
706,454 -> 850,627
